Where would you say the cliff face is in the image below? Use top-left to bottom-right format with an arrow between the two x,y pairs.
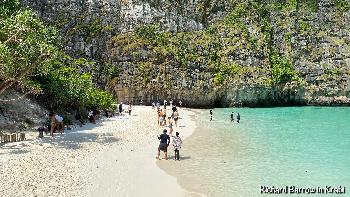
22,0 -> 350,107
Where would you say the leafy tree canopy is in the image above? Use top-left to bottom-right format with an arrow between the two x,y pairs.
0,6 -> 58,95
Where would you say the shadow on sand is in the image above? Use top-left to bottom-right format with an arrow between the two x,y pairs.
167,155 -> 191,161
40,131 -> 120,150
1,119 -> 120,153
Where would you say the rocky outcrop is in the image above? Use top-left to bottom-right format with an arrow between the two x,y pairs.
21,0 -> 350,107
0,90 -> 48,131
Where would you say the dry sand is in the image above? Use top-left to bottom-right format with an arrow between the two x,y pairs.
0,106 -> 196,197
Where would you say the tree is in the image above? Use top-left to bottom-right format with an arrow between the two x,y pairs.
0,6 -> 58,96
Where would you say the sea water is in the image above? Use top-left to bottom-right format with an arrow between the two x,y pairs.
175,107 -> 350,197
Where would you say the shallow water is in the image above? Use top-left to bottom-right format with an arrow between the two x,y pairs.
172,107 -> 350,197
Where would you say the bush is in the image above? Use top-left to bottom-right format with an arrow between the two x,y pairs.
269,54 -> 300,86
37,59 -> 115,110
336,0 -> 350,12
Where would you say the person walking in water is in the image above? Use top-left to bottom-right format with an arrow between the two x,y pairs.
230,112 -> 234,122
157,129 -> 170,160
210,109 -> 213,121
237,113 -> 240,123
172,132 -> 182,161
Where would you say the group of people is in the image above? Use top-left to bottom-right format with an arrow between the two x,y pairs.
231,112 -> 241,123
209,109 -> 241,123
118,102 -> 132,115
155,100 -> 183,161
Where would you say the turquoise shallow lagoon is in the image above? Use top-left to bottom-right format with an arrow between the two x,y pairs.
177,107 -> 350,197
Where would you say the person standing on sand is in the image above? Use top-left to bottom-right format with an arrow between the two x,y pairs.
167,117 -> 174,136
128,103 -> 132,115
163,99 -> 167,109
172,110 -> 179,127
172,132 -> 182,161
172,105 -> 177,113
210,109 -> 213,121
237,113 -> 240,123
55,114 -> 64,134
157,129 -> 170,160
48,112 -> 56,137
159,109 -> 165,126
152,102 -> 155,110
119,102 -> 123,115
230,112 -> 234,122
156,101 -> 160,111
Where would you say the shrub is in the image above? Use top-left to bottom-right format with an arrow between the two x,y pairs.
336,0 -> 350,12
269,54 -> 300,86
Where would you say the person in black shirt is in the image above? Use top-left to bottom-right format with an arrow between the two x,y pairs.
237,113 -> 240,123
230,112 -> 234,122
210,109 -> 213,121
118,102 -> 123,115
156,129 -> 170,160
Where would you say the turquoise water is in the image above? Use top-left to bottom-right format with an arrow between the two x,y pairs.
179,107 -> 350,197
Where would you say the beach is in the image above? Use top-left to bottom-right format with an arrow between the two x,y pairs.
0,106 -> 197,197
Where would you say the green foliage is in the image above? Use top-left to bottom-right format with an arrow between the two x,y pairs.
0,0 -> 19,17
214,63 -> 239,86
0,8 -> 58,95
335,0 -> 350,12
301,0 -> 319,12
299,20 -> 311,33
139,62 -> 152,83
135,25 -> 159,40
38,60 -> 115,110
68,18 -> 110,42
86,88 -> 114,109
269,54 -> 301,86
214,72 -> 224,85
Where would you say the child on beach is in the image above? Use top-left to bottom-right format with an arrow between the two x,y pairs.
172,132 -> 182,161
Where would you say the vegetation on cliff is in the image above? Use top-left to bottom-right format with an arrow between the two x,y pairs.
111,1 -> 304,89
3,0 -> 350,107
0,0 -> 114,110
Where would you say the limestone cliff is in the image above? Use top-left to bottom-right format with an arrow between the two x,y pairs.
21,0 -> 350,107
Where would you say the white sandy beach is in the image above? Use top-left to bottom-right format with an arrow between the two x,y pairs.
0,106 -> 197,197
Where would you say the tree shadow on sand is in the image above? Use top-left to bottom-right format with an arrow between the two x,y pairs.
0,119 -> 121,154
40,132 -> 120,150
0,143 -> 31,155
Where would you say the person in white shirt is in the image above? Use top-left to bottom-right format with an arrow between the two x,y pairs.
55,114 -> 64,134
172,132 -> 182,161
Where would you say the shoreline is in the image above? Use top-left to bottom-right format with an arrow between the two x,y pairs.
156,108 -> 208,197
79,106 -> 194,197
0,106 -> 197,196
